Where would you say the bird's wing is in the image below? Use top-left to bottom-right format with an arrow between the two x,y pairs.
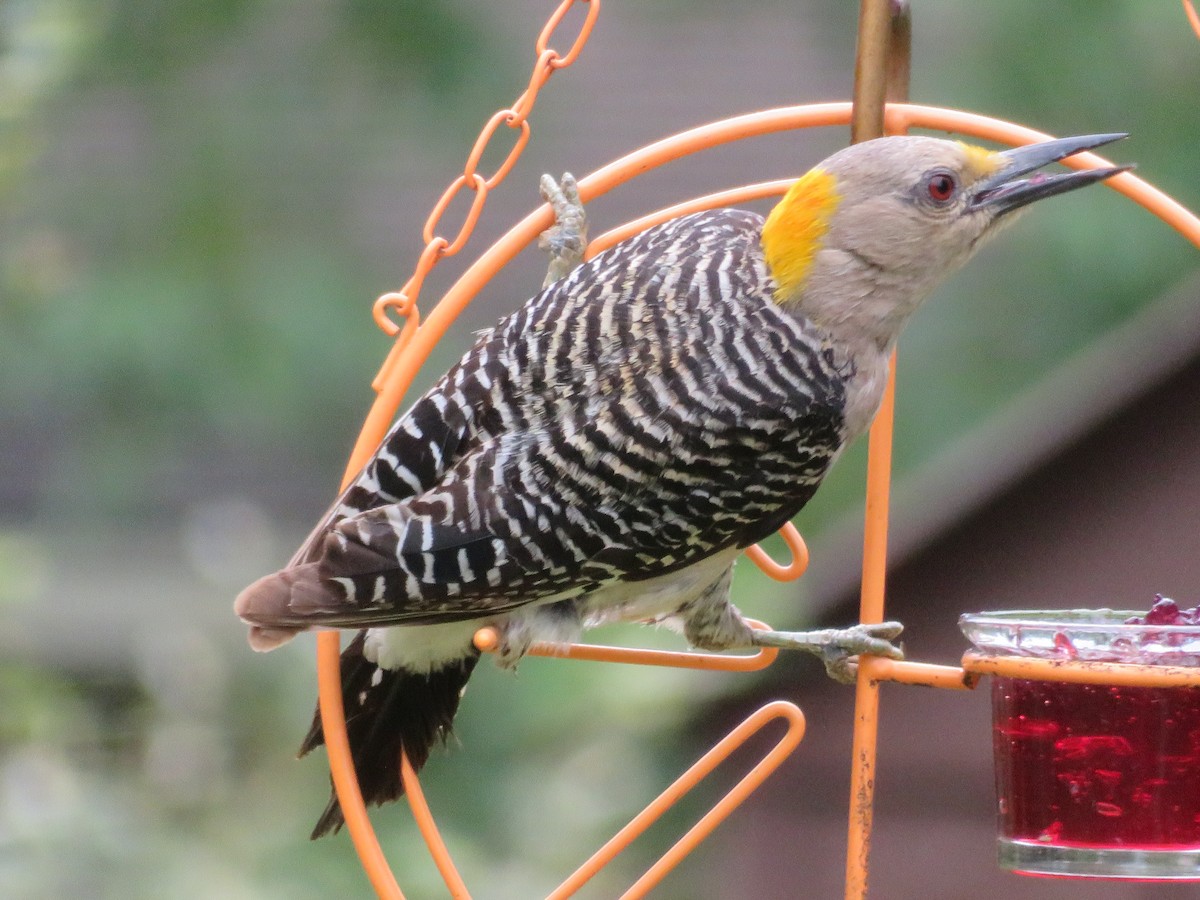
239,210 -> 846,631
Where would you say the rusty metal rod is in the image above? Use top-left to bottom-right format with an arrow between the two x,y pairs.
845,2 -> 911,899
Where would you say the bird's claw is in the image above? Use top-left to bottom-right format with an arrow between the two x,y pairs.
819,621 -> 905,684
539,172 -> 588,287
750,621 -> 904,685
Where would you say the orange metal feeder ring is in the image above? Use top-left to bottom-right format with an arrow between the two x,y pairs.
312,102 -> 1200,899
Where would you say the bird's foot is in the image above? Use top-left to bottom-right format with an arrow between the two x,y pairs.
750,621 -> 904,684
489,629 -> 531,670
538,172 -> 588,287
488,602 -> 585,670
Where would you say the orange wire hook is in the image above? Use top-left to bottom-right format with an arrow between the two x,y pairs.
549,701 -> 806,899
744,523 -> 810,582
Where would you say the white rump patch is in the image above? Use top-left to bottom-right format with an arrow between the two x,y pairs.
364,621 -> 481,673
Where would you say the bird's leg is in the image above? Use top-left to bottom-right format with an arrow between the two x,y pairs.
749,622 -> 904,684
678,567 -> 903,684
538,172 -> 588,288
490,600 -> 585,670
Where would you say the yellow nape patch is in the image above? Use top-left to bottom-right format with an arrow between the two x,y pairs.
955,141 -> 1005,181
761,168 -> 840,303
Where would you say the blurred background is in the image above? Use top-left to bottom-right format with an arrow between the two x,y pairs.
1,1 -> 1197,896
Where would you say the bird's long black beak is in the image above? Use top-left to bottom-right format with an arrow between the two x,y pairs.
970,132 -> 1131,216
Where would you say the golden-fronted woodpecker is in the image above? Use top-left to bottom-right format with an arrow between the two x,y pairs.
236,132 -> 1128,837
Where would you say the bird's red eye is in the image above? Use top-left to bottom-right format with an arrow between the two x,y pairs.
927,172 -> 957,203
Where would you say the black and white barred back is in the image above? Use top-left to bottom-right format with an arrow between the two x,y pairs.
248,208 -> 851,837
291,209 -> 847,627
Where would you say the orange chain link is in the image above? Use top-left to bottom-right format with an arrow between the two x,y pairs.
370,0 -> 598,354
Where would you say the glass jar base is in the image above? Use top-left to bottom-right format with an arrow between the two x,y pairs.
999,838 -> 1200,881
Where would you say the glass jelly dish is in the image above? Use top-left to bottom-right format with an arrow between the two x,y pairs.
961,608 -> 1200,881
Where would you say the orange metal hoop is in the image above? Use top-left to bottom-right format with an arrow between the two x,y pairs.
316,100 -> 1200,898
1186,0 -> 1200,40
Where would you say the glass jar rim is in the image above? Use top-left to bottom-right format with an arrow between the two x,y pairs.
960,608 -> 1200,632
961,608 -> 1200,666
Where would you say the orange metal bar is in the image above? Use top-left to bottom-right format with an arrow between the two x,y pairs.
400,753 -> 471,899
845,349 -> 896,900
962,652 -> 1200,688
317,631 -> 406,900
317,101 -> 1200,898
473,619 -> 779,673
859,656 -> 979,691
548,701 -> 806,900
1186,0 -> 1200,40
845,7 -> 911,891
855,353 -> 896,626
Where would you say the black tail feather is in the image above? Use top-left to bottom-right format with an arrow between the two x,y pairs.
300,629 -> 481,839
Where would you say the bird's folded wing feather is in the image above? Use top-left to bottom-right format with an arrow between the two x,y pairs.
238,210 -> 845,631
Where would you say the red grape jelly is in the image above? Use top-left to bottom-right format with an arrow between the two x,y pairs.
962,607 -> 1200,880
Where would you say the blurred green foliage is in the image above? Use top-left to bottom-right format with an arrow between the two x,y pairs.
1,0 -> 498,521
1,0 -> 1196,896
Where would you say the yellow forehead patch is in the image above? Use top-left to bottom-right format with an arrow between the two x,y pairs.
761,168 -> 841,303
955,141 -> 1005,181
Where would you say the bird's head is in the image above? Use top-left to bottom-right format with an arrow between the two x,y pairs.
761,132 -> 1130,350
